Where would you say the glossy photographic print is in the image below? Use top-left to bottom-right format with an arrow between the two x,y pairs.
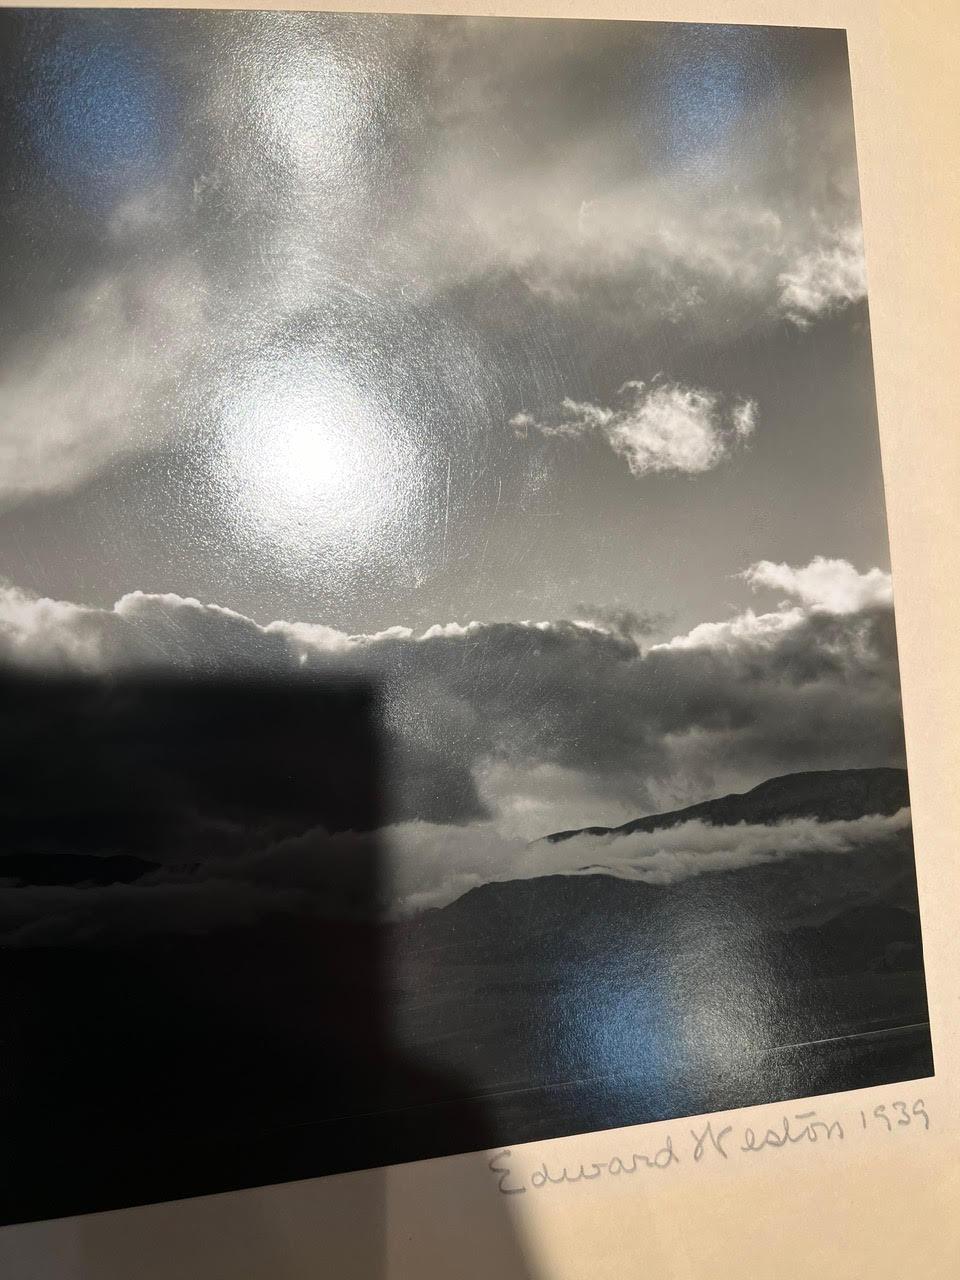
0,9 -> 932,1225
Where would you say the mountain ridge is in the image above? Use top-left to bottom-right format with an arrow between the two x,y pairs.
543,766 -> 909,844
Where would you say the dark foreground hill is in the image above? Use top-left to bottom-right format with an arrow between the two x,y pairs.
0,767 -> 931,1226
394,766 -> 925,1093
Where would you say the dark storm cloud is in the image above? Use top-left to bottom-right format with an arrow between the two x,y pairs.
372,600 -> 906,815
0,558 -> 905,829
0,553 -> 908,942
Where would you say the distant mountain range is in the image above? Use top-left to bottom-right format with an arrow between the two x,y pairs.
408,769 -> 918,955
0,766 -> 931,1224
393,766 -> 927,1107
544,766 -> 911,843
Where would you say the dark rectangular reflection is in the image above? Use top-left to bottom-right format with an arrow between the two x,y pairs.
0,668 -> 932,1227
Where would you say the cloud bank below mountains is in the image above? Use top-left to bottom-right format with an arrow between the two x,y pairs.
0,807 -> 912,944
380,805 -> 913,915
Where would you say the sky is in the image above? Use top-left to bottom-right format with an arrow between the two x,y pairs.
0,13 -> 886,631
0,12 -> 911,932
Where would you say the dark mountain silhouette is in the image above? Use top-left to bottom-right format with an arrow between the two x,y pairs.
0,764 -> 932,1226
389,765 -> 929,1139
0,852 -> 160,887
544,766 -> 910,843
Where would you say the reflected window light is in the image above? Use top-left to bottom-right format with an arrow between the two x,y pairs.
217,355 -> 419,574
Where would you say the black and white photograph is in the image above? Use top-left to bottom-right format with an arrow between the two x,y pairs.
0,9 -> 932,1226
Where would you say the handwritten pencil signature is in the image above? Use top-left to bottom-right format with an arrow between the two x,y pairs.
488,1097 -> 930,1195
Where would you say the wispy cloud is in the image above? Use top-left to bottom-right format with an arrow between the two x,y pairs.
730,397 -> 758,438
0,257 -> 208,502
511,380 -> 758,477
777,225 -> 867,327
0,18 -> 868,514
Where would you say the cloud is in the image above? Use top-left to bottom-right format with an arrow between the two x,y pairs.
0,256 -> 208,502
407,25 -> 867,341
0,556 -> 907,836
0,555 -> 911,941
511,380 -> 757,477
380,807 -> 912,914
0,18 -> 869,510
742,556 -> 893,613
658,559 -> 893,655
653,605 -> 809,654
570,604 -> 664,641
777,225 -> 867,326
0,806 -> 912,942
731,397 -> 758,438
